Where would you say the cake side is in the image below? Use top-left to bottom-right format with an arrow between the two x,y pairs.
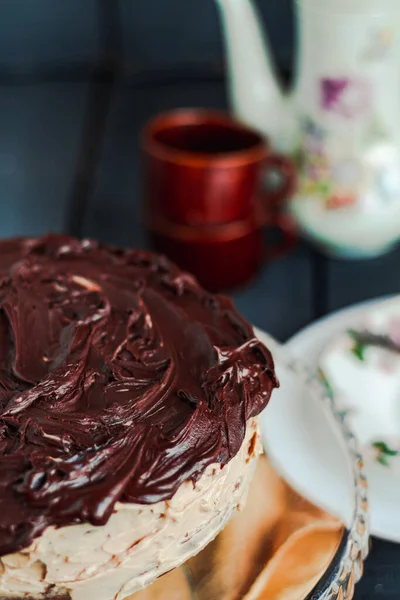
0,418 -> 262,600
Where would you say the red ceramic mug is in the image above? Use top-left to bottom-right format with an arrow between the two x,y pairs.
143,109 -> 297,291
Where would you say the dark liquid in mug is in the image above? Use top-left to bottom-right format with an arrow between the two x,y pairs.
154,122 -> 261,155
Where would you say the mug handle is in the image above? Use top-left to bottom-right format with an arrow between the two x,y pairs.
261,153 -> 298,259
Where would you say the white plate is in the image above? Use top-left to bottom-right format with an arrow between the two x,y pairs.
284,297 -> 400,542
256,330 -> 355,527
255,329 -> 369,599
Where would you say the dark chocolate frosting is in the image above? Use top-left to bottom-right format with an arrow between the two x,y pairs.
0,234 -> 278,556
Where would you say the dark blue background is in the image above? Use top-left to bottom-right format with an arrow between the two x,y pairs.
0,2 -> 398,597
0,0 -> 293,239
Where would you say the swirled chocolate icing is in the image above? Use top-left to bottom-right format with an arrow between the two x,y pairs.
0,234 -> 278,556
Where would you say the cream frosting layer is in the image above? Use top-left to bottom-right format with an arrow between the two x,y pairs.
0,418 -> 261,600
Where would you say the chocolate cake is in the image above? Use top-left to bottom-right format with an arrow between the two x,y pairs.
0,234 -> 278,599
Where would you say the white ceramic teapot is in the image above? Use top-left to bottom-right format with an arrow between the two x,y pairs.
216,0 -> 400,258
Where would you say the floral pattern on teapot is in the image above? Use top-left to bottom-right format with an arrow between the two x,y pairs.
295,25 -> 400,216
321,77 -> 371,120
297,80 -> 400,215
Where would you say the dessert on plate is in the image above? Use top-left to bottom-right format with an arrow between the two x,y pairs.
0,234 -> 278,600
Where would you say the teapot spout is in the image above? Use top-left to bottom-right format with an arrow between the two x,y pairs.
216,0 -> 295,151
